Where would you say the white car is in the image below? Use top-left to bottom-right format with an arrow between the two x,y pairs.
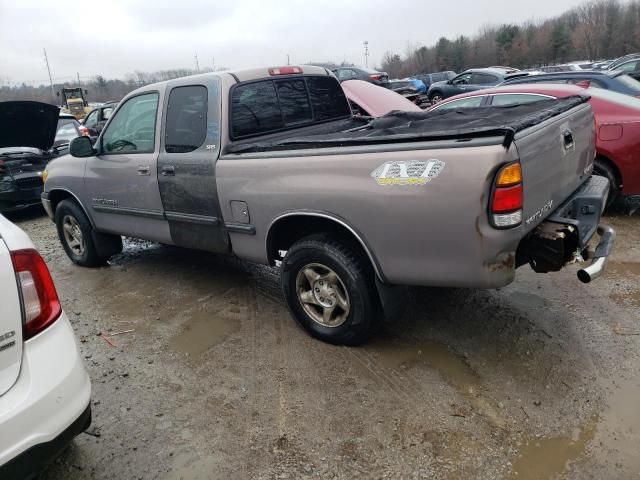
0,214 -> 91,479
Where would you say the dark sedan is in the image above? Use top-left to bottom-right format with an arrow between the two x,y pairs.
333,67 -> 390,88
426,67 -> 527,102
500,70 -> 640,97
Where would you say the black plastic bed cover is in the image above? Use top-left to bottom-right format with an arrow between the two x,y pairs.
227,95 -> 590,154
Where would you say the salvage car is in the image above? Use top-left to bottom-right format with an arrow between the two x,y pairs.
412,71 -> 456,90
342,80 -> 422,116
429,84 -> 640,209
427,67 -> 527,103
42,65 -> 614,345
0,102 -> 70,213
55,112 -> 83,147
500,70 -> 640,97
0,214 -> 91,479
82,102 -> 117,140
333,66 -> 391,88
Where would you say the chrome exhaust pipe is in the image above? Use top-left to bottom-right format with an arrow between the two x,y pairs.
577,256 -> 607,283
577,225 -> 616,284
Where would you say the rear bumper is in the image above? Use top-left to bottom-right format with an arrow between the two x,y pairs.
0,314 -> 91,476
0,405 -> 91,480
518,175 -> 616,281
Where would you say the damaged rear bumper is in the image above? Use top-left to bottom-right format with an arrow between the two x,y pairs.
517,175 -> 615,282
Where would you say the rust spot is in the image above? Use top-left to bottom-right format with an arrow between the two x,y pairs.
488,252 -> 515,272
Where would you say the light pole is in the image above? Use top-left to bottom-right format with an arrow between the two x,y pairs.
363,41 -> 369,68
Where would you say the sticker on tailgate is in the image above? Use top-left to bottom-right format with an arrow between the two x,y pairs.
370,160 -> 445,186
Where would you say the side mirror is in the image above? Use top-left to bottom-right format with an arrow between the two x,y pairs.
70,136 -> 96,158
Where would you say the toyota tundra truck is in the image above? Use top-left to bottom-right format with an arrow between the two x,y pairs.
41,65 -> 615,345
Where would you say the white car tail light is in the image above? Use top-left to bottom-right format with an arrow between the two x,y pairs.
10,249 -> 62,340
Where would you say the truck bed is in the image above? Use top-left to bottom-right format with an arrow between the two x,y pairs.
226,96 -> 589,154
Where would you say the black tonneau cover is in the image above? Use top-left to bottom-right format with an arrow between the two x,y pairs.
228,96 -> 589,154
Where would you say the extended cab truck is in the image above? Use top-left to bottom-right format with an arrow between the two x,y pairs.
41,66 -> 615,345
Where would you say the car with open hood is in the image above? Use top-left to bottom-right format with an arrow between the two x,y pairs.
0,101 -> 68,213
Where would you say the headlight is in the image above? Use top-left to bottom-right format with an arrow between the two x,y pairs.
42,170 -> 48,183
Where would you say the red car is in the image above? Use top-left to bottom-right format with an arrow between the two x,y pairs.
427,84 -> 640,208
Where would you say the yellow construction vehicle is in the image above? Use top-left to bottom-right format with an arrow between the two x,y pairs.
58,87 -> 90,120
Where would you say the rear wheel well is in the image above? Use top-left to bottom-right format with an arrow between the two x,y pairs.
267,215 -> 381,279
594,155 -> 622,189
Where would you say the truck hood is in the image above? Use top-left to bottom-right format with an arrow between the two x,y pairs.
0,101 -> 60,150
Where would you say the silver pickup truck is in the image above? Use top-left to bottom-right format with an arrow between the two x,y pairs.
42,65 -> 614,345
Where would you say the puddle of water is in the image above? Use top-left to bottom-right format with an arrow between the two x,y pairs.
508,416 -> 598,480
170,307 -> 240,357
367,338 -> 505,428
607,261 -> 640,277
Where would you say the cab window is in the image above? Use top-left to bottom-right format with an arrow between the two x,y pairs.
165,85 -> 208,153
471,73 -> 498,85
435,96 -> 484,110
102,93 -> 159,153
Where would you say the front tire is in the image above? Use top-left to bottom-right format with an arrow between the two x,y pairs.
55,199 -> 116,267
280,235 -> 381,345
429,91 -> 443,104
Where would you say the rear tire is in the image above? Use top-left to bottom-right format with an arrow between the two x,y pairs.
55,199 -> 118,267
593,159 -> 619,209
280,235 -> 381,346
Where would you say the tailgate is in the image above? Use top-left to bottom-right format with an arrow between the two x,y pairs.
514,102 -> 595,232
0,238 -> 23,396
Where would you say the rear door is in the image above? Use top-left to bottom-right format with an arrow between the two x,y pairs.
469,73 -> 499,92
157,77 -> 229,253
0,237 -> 23,396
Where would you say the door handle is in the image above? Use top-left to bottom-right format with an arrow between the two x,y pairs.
137,166 -> 150,176
161,165 -> 176,176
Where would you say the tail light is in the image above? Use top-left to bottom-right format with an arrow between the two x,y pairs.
268,66 -> 303,75
490,162 -> 523,228
370,74 -> 382,81
79,126 -> 90,136
10,249 -> 62,340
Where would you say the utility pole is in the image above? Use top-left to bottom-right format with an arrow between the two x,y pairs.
287,54 -> 290,66
77,72 -> 81,86
363,41 -> 369,68
43,48 -> 55,103
194,53 -> 200,72
212,57 -> 215,71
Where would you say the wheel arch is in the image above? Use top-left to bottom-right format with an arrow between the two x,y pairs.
48,188 -> 96,228
594,154 -> 623,189
266,212 -> 385,282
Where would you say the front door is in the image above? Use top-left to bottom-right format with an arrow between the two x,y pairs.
84,91 -> 171,243
157,78 -> 228,253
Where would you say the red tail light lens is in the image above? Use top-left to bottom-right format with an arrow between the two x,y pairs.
490,162 -> 523,228
492,184 -> 523,212
10,249 -> 62,340
370,74 -> 382,80
268,66 -> 303,75
79,126 -> 90,136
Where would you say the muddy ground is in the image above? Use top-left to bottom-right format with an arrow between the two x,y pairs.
6,208 -> 640,480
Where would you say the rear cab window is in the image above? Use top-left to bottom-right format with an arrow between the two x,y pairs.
230,75 -> 351,139
165,85 -> 208,153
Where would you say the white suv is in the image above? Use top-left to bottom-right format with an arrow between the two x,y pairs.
0,214 -> 91,479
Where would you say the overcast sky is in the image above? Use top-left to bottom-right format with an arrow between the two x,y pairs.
0,0 -> 586,86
